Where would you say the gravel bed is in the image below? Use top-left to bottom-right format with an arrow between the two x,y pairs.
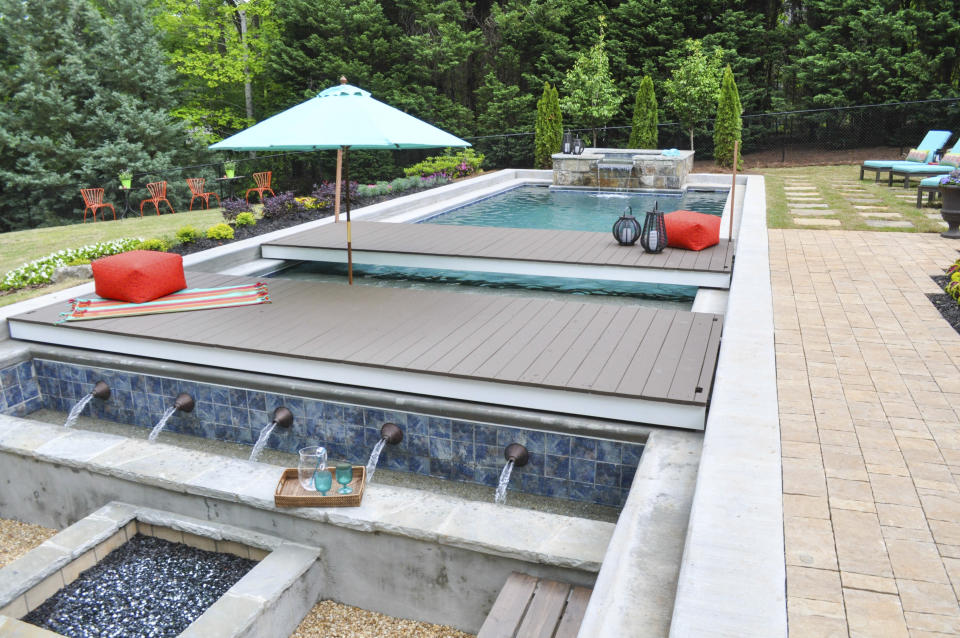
24,535 -> 255,638
0,518 -> 57,568
291,600 -> 474,638
929,275 -> 960,336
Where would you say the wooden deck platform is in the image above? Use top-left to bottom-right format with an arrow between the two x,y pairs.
261,221 -> 734,289
477,572 -> 591,638
8,272 -> 723,429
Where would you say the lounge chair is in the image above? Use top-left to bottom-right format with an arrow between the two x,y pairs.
917,175 -> 945,208
889,145 -> 960,188
859,130 -> 952,181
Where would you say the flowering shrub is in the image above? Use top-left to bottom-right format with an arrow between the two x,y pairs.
221,197 -> 253,222
137,238 -> 171,252
261,191 -> 306,219
940,168 -> 960,187
1,238 -> 142,291
235,212 -> 257,226
294,196 -> 328,210
206,223 -> 235,240
310,181 -> 358,209
403,149 -> 484,178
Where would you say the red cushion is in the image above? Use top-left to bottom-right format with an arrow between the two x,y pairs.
92,250 -> 186,303
664,210 -> 721,251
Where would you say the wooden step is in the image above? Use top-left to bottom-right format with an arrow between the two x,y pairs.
478,572 -> 592,638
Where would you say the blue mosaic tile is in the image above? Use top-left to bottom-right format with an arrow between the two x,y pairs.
24,396 -> 43,414
451,420 -> 474,441
544,455 -> 569,480
570,436 -> 597,460
196,401 -> 215,423
473,423 -> 498,446
129,374 -> 146,394
384,453 -> 409,472
520,472 -> 543,495
475,443 -> 502,467
428,437 -> 453,460
22,379 -> 39,401
475,466 -> 499,487
1,366 -> 19,388
381,410 -> 408,427
430,458 -> 452,479
283,397 -> 305,420
541,477 -> 569,499
341,404 -> 362,426
596,440 -> 622,464
363,427 -> 380,446
623,444 -> 643,467
4,386 -> 23,407
228,388 -> 248,409
230,407 -> 250,429
496,426 -> 523,447
595,462 -> 619,487
568,482 -> 596,503
428,417 -> 452,439
237,427 -> 255,446
405,434 -> 430,457
405,414 -> 428,436
363,407 -> 386,428
620,465 -> 637,490
570,458 -> 597,484
596,486 -> 621,507
213,403 -> 232,426
451,440 -> 474,463
522,452 -> 544,475
145,376 -> 163,395
544,433 -> 571,456
408,455 -> 430,476
451,462 -> 474,482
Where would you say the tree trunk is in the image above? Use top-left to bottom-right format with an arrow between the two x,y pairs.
592,128 -> 597,148
689,127 -> 695,151
238,8 -> 254,122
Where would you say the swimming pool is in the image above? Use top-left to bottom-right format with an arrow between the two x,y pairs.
422,185 -> 728,232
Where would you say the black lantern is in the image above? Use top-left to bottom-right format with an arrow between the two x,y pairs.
612,206 -> 641,246
640,201 -> 668,253
562,131 -> 573,155
573,137 -> 585,154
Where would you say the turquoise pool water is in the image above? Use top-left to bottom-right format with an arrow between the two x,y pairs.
272,262 -> 695,310
422,185 -> 727,232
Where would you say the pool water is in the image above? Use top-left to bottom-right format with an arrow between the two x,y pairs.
272,261 -> 695,309
422,185 -> 728,231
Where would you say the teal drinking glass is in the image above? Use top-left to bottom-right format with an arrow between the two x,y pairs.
335,462 -> 353,495
314,470 -> 332,495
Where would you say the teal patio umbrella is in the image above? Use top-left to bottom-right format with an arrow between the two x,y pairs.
210,78 -> 470,283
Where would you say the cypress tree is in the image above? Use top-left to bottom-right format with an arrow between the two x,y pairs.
628,76 -> 658,149
713,65 -> 743,169
534,83 -> 563,169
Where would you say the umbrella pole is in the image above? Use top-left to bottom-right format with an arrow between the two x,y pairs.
345,148 -> 353,285
334,147 -> 342,223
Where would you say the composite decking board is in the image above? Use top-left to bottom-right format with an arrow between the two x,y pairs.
11,273 -> 719,406
515,579 -> 571,638
427,297 -> 539,374
665,313 -> 721,402
592,308 -> 671,394
553,586 -> 592,638
695,313 -> 724,399
565,305 -> 645,390
517,303 -> 603,385
631,311 -> 695,398
477,572 -> 538,638
495,302 -> 585,384
266,222 -> 733,273
541,304 -> 621,388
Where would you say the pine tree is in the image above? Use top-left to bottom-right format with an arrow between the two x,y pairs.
713,65 -> 743,169
535,83 -> 563,168
0,0 -> 203,231
628,76 -> 658,149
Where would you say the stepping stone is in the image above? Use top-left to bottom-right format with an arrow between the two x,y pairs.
783,186 -> 818,191
790,202 -> 829,209
791,209 -> 837,216
794,218 -> 842,226
864,219 -> 913,228
858,212 -> 902,219
853,205 -> 888,210
926,213 -> 946,220
846,198 -> 881,203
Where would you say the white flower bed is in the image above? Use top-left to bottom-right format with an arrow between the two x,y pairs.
1,238 -> 142,291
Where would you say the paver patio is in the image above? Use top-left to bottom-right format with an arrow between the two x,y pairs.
771,228 -> 960,637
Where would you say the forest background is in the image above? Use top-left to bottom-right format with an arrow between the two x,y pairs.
1,0 -> 959,231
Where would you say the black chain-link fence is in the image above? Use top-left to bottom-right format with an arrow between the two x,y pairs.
469,97 -> 960,169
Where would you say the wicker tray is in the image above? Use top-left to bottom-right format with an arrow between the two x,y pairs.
274,466 -> 366,507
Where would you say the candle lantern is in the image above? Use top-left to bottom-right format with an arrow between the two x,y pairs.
612,206 -> 641,246
640,202 -> 668,253
562,131 -> 573,155
573,137 -> 585,155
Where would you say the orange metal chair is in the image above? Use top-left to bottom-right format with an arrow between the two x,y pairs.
80,188 -> 116,222
140,181 -> 176,216
245,171 -> 275,203
186,177 -> 220,210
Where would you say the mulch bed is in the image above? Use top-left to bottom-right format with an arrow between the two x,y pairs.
929,274 -> 960,336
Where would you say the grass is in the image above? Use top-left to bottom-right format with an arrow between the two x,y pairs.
762,164 -> 944,232
0,208 -> 224,308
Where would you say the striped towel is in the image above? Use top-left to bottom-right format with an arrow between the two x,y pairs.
57,283 -> 270,323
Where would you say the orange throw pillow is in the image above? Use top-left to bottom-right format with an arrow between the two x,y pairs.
92,250 -> 186,303
664,210 -> 722,251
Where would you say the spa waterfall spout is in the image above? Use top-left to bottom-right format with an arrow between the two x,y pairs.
64,381 -> 110,428
365,422 -> 404,483
249,407 -> 293,462
494,443 -> 529,505
148,393 -> 194,442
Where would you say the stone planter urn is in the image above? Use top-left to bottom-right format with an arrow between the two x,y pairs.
940,185 -> 960,239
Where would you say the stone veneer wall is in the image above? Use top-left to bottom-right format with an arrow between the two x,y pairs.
0,359 -> 642,507
552,150 -> 695,190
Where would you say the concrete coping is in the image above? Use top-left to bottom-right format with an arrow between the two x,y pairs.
0,415 -> 612,573
0,501 -> 322,638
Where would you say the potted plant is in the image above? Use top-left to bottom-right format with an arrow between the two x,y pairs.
939,169 -> 960,238
118,170 -> 132,189
224,161 -> 236,178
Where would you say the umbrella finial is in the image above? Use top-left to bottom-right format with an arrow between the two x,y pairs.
340,76 -> 347,85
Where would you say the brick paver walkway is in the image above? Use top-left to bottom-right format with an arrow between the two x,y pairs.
771,229 -> 960,637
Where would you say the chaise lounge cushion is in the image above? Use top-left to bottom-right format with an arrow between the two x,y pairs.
664,210 -> 721,251
92,250 -> 186,303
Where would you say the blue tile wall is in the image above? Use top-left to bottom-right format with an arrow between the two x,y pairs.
26,359 -> 643,507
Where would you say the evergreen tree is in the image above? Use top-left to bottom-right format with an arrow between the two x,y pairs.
560,16 -> 623,147
0,0 -> 203,232
714,65 -> 743,168
663,39 -> 724,151
535,83 -> 563,168
628,76 -> 658,149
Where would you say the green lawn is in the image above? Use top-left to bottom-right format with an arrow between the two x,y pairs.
762,164 -> 944,232
0,209 -> 224,308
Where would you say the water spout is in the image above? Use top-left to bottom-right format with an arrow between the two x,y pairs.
365,422 -> 404,483
249,407 -> 293,462
494,443 -> 529,505
147,393 -> 194,442
63,380 -> 110,428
